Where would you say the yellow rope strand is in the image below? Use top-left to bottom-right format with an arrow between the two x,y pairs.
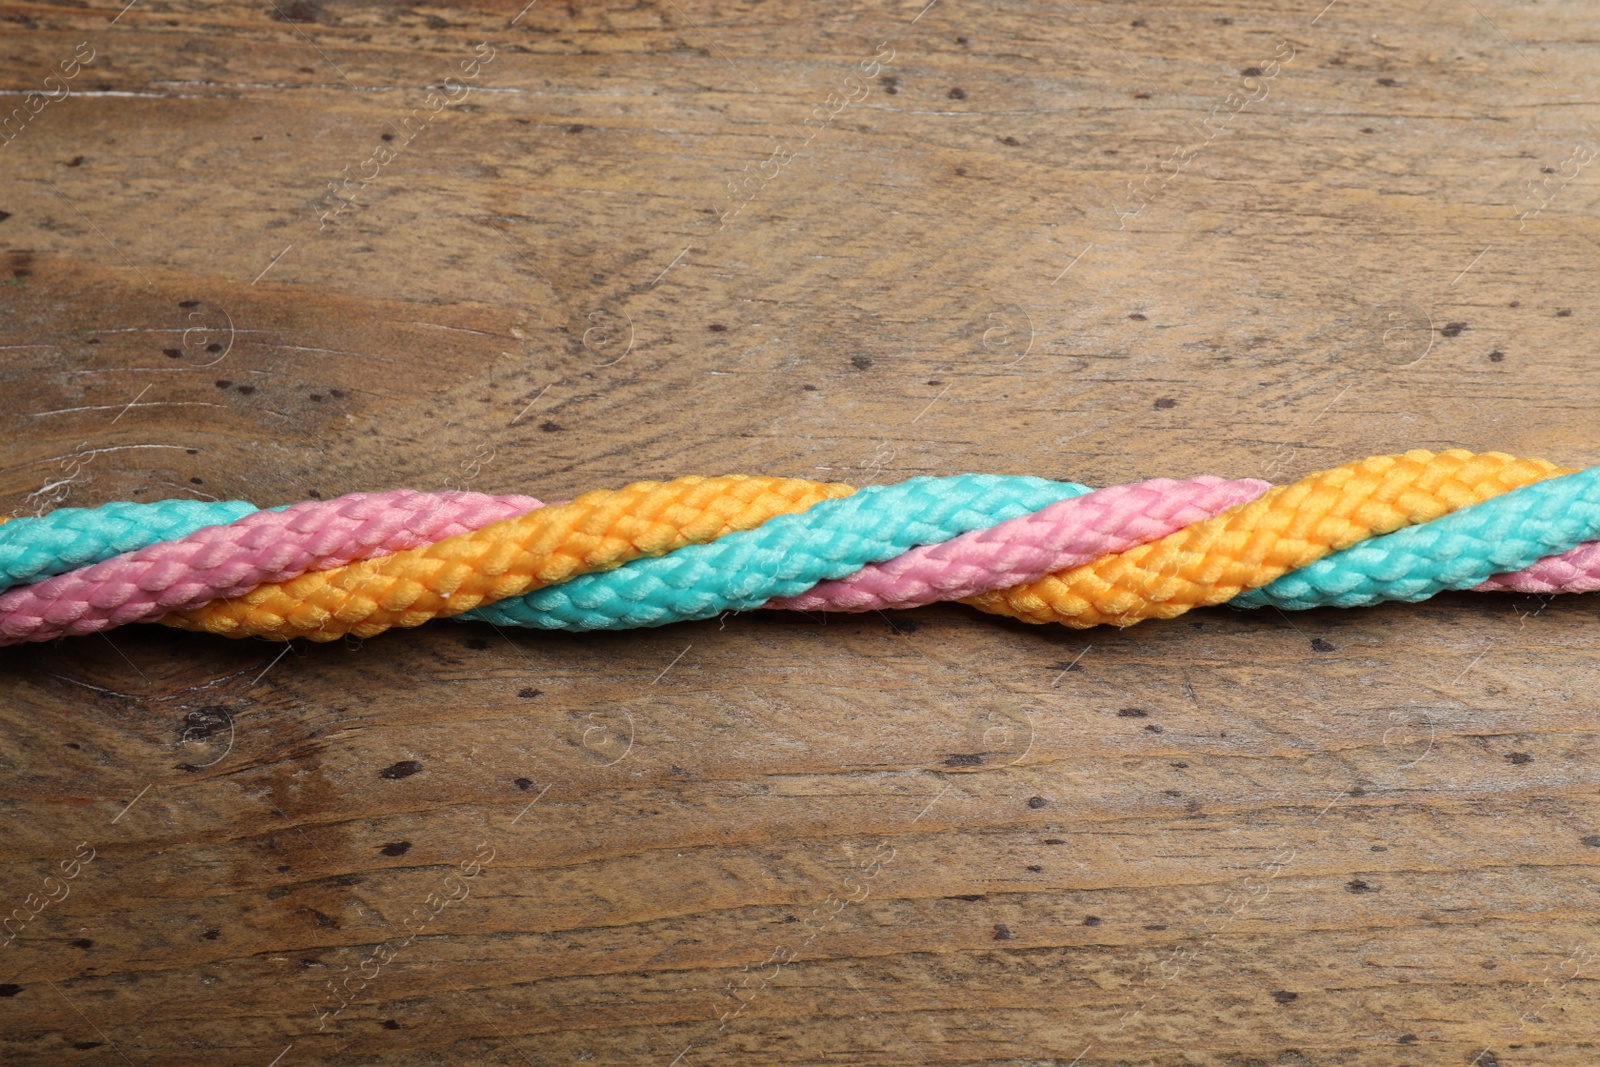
962,449 -> 1574,627
160,475 -> 853,641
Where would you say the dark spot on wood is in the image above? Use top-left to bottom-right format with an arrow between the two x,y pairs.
276,865 -> 290,873
953,165 -> 966,175
539,421 -> 563,432
879,75 -> 898,94
566,123 -> 585,133
1145,724 -> 1164,733
379,760 -> 424,780
999,135 -> 1021,146
309,394 -> 323,401
381,1019 -> 400,1030
205,342 -> 223,353
956,36 -> 967,44
1117,707 -> 1148,717
886,618 -> 918,634
1346,879 -> 1378,894
1376,77 -> 1399,86
237,385 -> 256,395
1144,924 -> 1166,931
163,348 -> 182,358
518,687 -> 543,699
215,380 -> 232,388
945,753 -> 984,766
87,338 -> 101,344
1557,308 -> 1573,316
1506,751 -> 1533,765
270,0 -> 320,22
189,477 -> 203,485
1509,300 -> 1520,307
1082,915 -> 1101,926
0,212 -> 11,224
1128,312 -> 1147,321
1440,321 -> 1466,337
802,384 -> 818,391
1311,637 -> 1336,652
330,389 -> 347,398
307,908 -> 338,928
465,638 -> 489,650
1043,838 -> 1065,845
1241,66 -> 1262,76
707,323 -> 727,332
851,355 -> 873,370
1580,835 -> 1600,847
1348,785 -> 1365,796
514,777 -> 534,790
1371,845 -> 1387,851
378,841 -> 411,857
1132,91 -> 1150,99
1398,1033 -> 1418,1043
1027,796 -> 1047,809
0,984 -> 19,996
1217,16 -> 1234,23
69,938 -> 93,949
1053,661 -> 1082,672
178,299 -> 200,308
181,706 -> 231,742
1360,126 -> 1375,133
1131,18 -> 1145,26
1162,789 -> 1181,797
66,156 -> 87,168
381,132 -> 394,141
947,893 -> 986,901
307,490 -> 322,500
1026,864 -> 1042,872
948,87 -> 966,99
265,888 -> 288,900
1541,166 -> 1556,174
202,928 -> 220,940
1477,1054 -> 1501,1067
1271,990 -> 1299,1004
993,924 -> 1013,940
1488,351 -> 1504,362
425,13 -> 449,28
72,1042 -> 104,1050
1154,397 -> 1176,409
1171,761 -> 1188,768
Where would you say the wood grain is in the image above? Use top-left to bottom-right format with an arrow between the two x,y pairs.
2,0 -> 1598,1063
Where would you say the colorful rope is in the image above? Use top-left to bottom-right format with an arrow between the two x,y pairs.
1,449 -> 1596,645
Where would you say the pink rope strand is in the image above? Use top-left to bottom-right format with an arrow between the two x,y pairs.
1475,541 -> 1600,594
767,476 -> 1273,613
0,490 -> 543,644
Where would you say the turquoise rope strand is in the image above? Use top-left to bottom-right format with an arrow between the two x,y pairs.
1232,465 -> 1600,610
459,474 -> 1091,631
0,500 -> 262,589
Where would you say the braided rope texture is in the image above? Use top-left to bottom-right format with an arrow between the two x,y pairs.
0,490 -> 542,643
0,448 -> 1593,645
162,475 -> 853,641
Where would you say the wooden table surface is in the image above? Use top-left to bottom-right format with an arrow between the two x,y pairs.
2,0 -> 1598,1063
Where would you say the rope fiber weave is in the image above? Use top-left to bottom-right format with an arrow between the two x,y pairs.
0,448 -> 1594,645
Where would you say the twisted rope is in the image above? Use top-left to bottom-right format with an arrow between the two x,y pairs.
0,449 -> 1593,645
